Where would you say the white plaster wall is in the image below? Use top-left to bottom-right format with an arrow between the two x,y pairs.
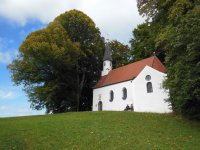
132,66 -> 172,113
101,60 -> 112,76
93,80 -> 133,111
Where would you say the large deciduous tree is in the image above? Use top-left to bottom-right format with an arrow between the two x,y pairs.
54,9 -> 104,111
7,9 -> 104,113
7,22 -> 83,113
137,0 -> 200,120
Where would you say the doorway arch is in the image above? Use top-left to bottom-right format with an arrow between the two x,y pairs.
98,101 -> 102,111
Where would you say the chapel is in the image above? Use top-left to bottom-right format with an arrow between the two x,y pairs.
92,39 -> 172,113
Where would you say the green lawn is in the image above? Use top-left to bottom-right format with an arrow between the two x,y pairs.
0,111 -> 200,150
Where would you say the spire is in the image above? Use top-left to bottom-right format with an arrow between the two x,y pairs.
103,39 -> 112,61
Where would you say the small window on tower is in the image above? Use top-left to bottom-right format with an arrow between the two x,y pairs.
110,62 -> 111,66
104,62 -> 105,66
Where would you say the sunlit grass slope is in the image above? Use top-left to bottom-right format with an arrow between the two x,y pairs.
0,111 -> 200,150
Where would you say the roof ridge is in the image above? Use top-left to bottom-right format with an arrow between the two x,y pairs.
151,56 -> 155,67
110,56 -> 155,72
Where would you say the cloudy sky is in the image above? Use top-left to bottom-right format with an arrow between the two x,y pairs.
0,0 -> 146,118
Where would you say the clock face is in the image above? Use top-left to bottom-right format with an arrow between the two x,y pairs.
145,75 -> 151,81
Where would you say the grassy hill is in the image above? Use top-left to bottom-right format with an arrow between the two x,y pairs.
0,111 -> 200,150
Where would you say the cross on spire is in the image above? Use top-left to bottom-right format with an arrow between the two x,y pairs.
107,33 -> 109,43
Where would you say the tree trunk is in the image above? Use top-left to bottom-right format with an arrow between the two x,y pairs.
76,65 -> 80,112
76,63 -> 86,112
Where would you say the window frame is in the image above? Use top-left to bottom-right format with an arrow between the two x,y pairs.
109,90 -> 114,102
145,75 -> 151,81
147,82 -> 153,93
122,87 -> 127,100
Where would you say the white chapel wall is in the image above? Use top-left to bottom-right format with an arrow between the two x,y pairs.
93,80 -> 133,111
132,66 -> 172,113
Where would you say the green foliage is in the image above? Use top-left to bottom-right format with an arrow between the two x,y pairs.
7,22 -> 82,112
7,9 -> 105,113
129,22 -> 166,63
1,112 -> 200,149
136,0 -> 175,63
54,9 -> 101,44
54,9 -> 105,111
109,40 -> 132,69
160,3 -> 200,120
137,0 -> 200,120
137,0 -> 175,21
129,23 -> 151,62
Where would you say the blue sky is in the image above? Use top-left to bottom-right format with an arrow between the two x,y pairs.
0,0 -> 145,117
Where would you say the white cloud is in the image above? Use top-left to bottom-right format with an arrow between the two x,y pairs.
15,50 -> 19,57
0,106 -> 10,110
0,37 -> 18,63
0,51 -> 12,63
0,91 -> 21,99
9,40 -> 15,43
0,0 -> 146,44
2,92 -> 13,99
0,37 -> 7,50
0,91 -> 5,98
0,0 -> 70,25
14,108 -> 32,114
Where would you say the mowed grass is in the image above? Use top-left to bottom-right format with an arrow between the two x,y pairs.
0,111 -> 200,150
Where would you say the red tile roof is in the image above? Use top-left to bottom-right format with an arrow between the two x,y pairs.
94,56 -> 166,89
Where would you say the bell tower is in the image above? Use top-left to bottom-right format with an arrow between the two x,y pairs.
101,39 -> 112,76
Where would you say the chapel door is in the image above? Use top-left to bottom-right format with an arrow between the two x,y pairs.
98,101 -> 102,111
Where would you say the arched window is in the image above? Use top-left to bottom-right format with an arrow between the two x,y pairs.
109,90 -> 114,102
122,87 -> 127,100
147,82 -> 153,93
